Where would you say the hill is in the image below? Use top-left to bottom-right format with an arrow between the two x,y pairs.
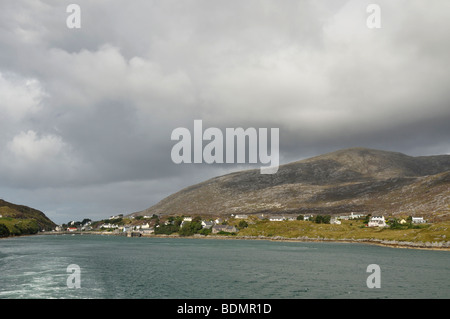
0,199 -> 56,237
136,148 -> 450,221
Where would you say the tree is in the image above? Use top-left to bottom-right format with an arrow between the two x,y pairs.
0,223 -> 10,237
174,217 -> 182,227
179,221 -> 202,236
314,215 -> 331,224
238,220 -> 248,229
155,224 -> 179,235
192,216 -> 202,223
322,215 -> 331,224
109,217 -> 123,225
198,228 -> 211,236
389,218 -> 401,229
297,215 -> 304,221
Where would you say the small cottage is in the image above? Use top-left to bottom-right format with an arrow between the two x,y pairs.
330,217 -> 341,225
412,217 -> 426,224
269,216 -> 285,222
201,221 -> 214,229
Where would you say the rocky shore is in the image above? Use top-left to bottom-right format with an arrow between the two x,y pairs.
141,233 -> 450,251
259,236 -> 450,250
35,231 -> 450,250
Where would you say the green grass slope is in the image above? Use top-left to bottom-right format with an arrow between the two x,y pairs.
0,199 -> 56,237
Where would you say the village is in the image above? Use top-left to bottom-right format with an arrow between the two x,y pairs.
56,212 -> 429,237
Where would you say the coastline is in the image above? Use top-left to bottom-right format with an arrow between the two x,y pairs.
195,234 -> 450,251
29,231 -> 450,251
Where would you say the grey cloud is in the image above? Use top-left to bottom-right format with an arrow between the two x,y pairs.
0,0 -> 449,223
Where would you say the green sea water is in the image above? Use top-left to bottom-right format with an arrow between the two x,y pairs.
0,234 -> 448,299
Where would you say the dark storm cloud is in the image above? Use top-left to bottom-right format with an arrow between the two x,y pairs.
0,0 -> 449,223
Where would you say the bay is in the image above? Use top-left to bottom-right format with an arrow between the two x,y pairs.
0,234 -> 448,299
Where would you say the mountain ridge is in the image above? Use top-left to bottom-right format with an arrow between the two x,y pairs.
136,147 -> 450,221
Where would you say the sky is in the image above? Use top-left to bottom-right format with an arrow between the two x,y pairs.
0,0 -> 449,224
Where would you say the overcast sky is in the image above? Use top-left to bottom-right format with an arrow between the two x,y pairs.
1,0 -> 449,224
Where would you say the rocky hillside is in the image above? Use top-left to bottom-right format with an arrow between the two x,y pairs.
137,148 -> 450,221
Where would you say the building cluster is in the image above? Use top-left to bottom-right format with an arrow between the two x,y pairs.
366,216 -> 427,227
94,216 -> 239,235
179,217 -> 238,234
234,213 -> 303,221
54,211 -> 429,233
331,215 -> 427,227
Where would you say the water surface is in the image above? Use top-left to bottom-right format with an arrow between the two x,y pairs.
0,235 -> 448,299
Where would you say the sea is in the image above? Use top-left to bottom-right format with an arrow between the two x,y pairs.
0,234 -> 449,299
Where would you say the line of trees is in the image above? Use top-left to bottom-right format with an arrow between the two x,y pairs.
313,215 -> 331,224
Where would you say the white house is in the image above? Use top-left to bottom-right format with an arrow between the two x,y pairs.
349,212 -> 364,219
330,217 -> 341,225
179,217 -> 194,228
235,214 -> 248,219
368,216 -> 386,227
201,221 -> 214,229
100,223 -> 118,229
269,216 -> 285,221
412,217 -> 426,224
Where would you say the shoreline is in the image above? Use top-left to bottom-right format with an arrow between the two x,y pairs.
197,234 -> 450,251
29,231 -> 450,251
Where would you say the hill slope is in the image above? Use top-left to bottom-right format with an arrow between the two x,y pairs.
137,148 -> 450,221
0,199 -> 56,236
